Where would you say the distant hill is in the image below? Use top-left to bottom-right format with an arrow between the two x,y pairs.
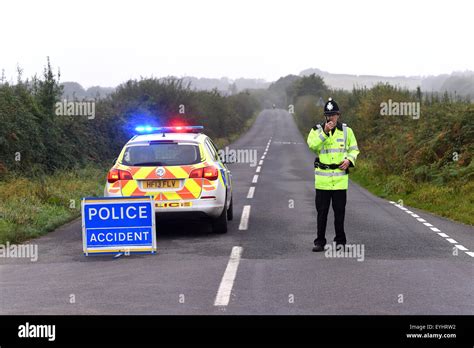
300,68 -> 474,98
300,68 -> 422,90
61,77 -> 270,99
61,70 -> 474,100
61,82 -> 115,99
161,76 -> 270,94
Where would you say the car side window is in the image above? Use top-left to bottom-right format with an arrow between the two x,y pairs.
208,138 -> 228,168
208,139 -> 220,156
205,139 -> 218,161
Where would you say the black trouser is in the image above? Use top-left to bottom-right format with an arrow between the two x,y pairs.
314,189 -> 347,246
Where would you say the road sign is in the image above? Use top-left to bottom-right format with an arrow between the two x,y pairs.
81,196 -> 156,255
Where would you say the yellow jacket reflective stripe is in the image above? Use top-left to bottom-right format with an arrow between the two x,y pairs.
307,122 -> 360,190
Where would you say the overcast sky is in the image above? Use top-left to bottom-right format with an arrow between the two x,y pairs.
2,0 -> 473,87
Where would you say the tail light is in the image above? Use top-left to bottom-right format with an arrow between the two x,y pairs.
203,166 -> 219,180
189,166 -> 219,181
189,168 -> 203,179
107,169 -> 133,183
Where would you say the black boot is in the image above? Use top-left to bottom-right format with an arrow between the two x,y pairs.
312,245 -> 325,252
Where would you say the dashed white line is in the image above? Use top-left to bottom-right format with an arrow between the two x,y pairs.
214,246 -> 243,306
247,186 -> 255,199
239,205 -> 251,230
391,202 -> 474,258
256,166 -> 261,173
259,160 -> 263,165
261,156 -> 265,160
252,175 -> 259,183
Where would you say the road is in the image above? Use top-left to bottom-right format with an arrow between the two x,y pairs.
1,109 -> 473,315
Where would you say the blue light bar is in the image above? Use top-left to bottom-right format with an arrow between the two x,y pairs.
134,126 -> 204,134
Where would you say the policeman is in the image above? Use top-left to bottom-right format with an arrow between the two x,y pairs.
307,98 -> 360,252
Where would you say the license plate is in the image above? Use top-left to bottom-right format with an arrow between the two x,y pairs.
143,180 -> 180,189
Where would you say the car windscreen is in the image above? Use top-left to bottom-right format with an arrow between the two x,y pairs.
121,143 -> 201,166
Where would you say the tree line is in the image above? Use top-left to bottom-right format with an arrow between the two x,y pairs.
0,59 -> 260,178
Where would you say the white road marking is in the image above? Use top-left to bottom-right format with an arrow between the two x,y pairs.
247,187 -> 255,199
252,175 -> 259,183
261,156 -> 265,160
259,160 -> 263,165
214,246 -> 243,306
239,205 -> 251,230
388,202 -> 468,253
256,166 -> 261,173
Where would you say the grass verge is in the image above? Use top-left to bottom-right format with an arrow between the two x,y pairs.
350,159 -> 474,226
0,165 -> 106,244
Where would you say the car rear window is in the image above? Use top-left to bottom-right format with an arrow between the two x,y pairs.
121,143 -> 201,166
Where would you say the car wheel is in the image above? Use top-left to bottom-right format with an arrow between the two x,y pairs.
212,205 -> 228,234
227,196 -> 233,221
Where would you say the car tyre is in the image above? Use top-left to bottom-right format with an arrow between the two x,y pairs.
212,205 -> 228,234
227,196 -> 233,221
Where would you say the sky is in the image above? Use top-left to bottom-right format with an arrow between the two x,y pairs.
1,0 -> 473,87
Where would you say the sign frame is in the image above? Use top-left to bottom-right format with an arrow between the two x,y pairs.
81,196 -> 157,256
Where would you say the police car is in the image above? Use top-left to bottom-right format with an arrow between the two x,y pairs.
104,126 -> 233,233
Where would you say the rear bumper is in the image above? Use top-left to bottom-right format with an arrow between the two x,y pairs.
153,199 -> 224,219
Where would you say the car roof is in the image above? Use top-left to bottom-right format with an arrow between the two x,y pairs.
127,132 -> 207,145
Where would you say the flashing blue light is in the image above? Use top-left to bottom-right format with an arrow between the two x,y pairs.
134,125 -> 204,134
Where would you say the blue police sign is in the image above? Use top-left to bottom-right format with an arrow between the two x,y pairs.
81,196 -> 156,255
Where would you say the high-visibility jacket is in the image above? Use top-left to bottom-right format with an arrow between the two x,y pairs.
307,122 -> 359,190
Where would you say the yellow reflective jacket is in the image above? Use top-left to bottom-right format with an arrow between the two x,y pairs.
307,122 -> 359,190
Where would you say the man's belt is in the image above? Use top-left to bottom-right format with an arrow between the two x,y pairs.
314,158 -> 349,173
